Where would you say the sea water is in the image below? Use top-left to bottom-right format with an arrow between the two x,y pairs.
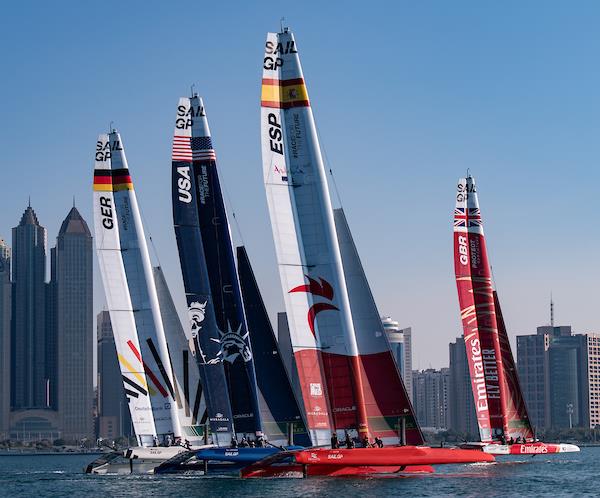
0,447 -> 597,497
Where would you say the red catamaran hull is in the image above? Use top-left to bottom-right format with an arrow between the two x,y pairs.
482,442 -> 580,455
241,446 -> 494,478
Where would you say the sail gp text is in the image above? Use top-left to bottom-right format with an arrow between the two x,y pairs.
263,39 -> 297,70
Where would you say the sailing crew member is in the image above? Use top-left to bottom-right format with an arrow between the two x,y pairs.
331,432 -> 339,449
230,437 -> 238,448
374,437 -> 384,448
240,436 -> 249,448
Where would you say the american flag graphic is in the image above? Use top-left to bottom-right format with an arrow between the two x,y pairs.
191,136 -> 216,161
454,207 -> 482,228
172,135 -> 192,161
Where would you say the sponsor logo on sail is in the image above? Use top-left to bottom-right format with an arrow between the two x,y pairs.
310,383 -> 322,396
289,276 -> 339,336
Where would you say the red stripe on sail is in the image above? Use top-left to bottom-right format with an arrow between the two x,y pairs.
127,340 -> 168,398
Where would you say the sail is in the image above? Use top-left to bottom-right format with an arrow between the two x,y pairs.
180,96 -> 262,436
333,209 -> 424,444
261,29 -> 371,443
236,246 -> 311,446
494,291 -> 535,440
153,266 -> 208,444
172,97 -> 235,445
106,131 -> 182,441
453,176 -> 508,443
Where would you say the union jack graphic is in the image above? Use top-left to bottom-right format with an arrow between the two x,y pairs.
454,207 -> 482,228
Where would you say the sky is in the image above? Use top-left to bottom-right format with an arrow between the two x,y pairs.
1,1 -> 599,369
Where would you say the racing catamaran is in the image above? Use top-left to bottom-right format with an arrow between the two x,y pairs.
91,131 -> 210,474
250,27 -> 494,476
453,175 -> 579,455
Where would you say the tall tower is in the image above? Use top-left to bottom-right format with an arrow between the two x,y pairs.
381,317 -> 413,401
11,205 -> 47,409
0,238 -> 11,435
53,206 -> 94,440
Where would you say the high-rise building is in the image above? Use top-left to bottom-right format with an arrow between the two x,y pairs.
11,205 -> 47,409
586,333 -> 600,429
52,207 -> 94,440
0,239 -> 11,436
382,317 -> 413,401
518,325 -> 589,430
97,311 -> 131,440
412,368 -> 449,429
448,337 -> 478,436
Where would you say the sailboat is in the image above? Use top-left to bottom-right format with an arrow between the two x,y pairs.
244,27 -> 494,477
453,175 -> 579,455
89,131 -> 210,474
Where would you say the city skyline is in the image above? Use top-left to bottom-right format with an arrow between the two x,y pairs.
2,2 -> 600,368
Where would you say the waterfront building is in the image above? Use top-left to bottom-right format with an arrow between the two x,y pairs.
52,207 -> 94,440
11,205 -> 48,410
0,239 -> 11,436
448,337 -> 478,436
97,311 -> 131,440
382,317 -> 413,401
586,333 -> 600,429
412,368 -> 449,429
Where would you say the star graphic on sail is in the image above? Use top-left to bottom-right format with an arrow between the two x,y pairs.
289,276 -> 339,336
211,321 -> 252,364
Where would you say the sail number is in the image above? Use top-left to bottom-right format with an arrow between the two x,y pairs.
267,113 -> 283,155
99,196 -> 114,229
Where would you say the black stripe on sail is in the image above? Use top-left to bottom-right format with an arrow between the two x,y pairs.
200,408 -> 208,425
94,169 -> 112,177
166,344 -> 183,410
111,168 -> 130,176
146,338 -> 176,399
122,375 -> 147,396
192,381 -> 203,424
124,389 -> 139,398
183,350 -> 190,417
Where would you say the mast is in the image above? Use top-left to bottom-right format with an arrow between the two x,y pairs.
261,29 -> 369,443
172,97 -> 235,445
107,131 -> 181,441
453,176 -> 509,443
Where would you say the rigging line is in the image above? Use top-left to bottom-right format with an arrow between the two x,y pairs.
138,201 -> 162,268
314,119 -> 344,209
219,168 -> 246,247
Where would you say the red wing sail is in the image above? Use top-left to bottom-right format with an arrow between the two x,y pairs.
453,177 -> 508,443
494,291 -> 535,440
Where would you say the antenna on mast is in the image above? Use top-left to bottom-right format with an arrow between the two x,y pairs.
280,16 -> 286,33
466,168 -> 471,178
109,121 -> 114,133
191,83 -> 196,97
550,292 -> 554,327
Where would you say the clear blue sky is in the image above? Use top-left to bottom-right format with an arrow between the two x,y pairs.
1,1 -> 599,368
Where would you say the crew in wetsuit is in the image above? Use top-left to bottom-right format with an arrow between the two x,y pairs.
239,436 -> 249,448
361,436 -> 371,448
230,437 -> 238,448
374,437 -> 383,448
331,432 -> 339,449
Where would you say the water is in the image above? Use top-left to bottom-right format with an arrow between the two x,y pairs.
0,447 -> 597,497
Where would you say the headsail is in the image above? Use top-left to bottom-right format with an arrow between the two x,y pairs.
494,291 -> 534,440
333,209 -> 424,444
172,97 -> 235,445
261,29 -> 370,444
453,176 -> 508,443
93,133 -> 177,445
236,245 -> 311,446
153,266 -> 208,444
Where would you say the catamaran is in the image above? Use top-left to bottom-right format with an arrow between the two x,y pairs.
89,131 -> 210,474
245,27 -> 494,477
453,175 -> 579,456
166,95 -> 308,473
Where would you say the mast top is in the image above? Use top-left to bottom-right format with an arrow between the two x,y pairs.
280,17 -> 288,33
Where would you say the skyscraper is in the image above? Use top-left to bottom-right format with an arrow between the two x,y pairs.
0,239 -> 11,436
11,205 -> 47,409
412,368 -> 449,429
382,317 -> 413,401
586,333 -> 600,429
448,337 -> 478,436
52,207 -> 94,440
518,325 -> 589,430
97,311 -> 131,440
